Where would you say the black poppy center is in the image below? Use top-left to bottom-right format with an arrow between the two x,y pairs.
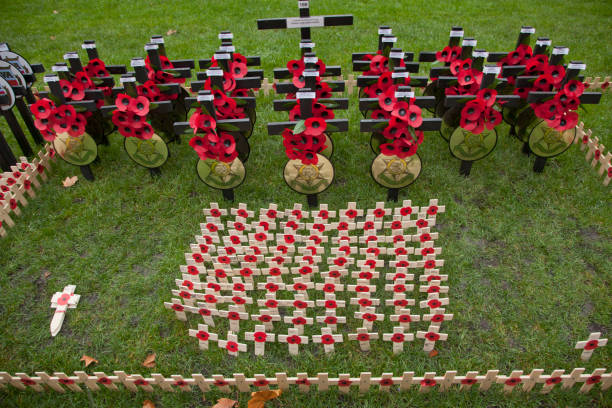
223,139 -> 231,147
442,51 -> 448,57
467,108 -> 474,115
38,106 -> 45,113
204,120 -> 210,127
305,152 -> 314,159
71,124 -> 79,131
384,97 -> 392,105
137,102 -> 144,110
410,112 -> 418,121
399,108 -> 406,116
569,84 -> 577,91
312,121 -> 319,128
62,86 -> 69,93
465,75 -> 472,82
375,88 -> 383,95
560,119 -> 566,126
122,98 -> 129,106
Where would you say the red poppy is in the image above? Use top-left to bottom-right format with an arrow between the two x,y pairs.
171,303 -> 184,312
361,313 -> 377,322
58,378 -> 75,385
357,298 -> 372,307
207,282 -> 220,291
97,377 -> 112,385
187,266 -> 199,275
586,375 -> 601,385
424,260 -> 436,269
420,233 -> 432,242
294,300 -> 308,309
31,98 -> 55,119
204,294 -> 217,303
215,270 -> 227,279
252,379 -> 269,387
427,275 -> 441,281
192,253 -> 203,263
321,334 -> 335,345
284,235 -> 295,244
563,80 -> 585,98
328,270 -> 341,279
199,308 -> 212,316
325,300 -> 338,309
271,256 -> 285,265
258,314 -> 272,323
236,209 -> 248,218
421,378 -> 436,387
355,285 -> 370,293
427,299 -> 442,309
378,87 -> 397,112
584,339 -> 599,350
269,268 -> 282,277
135,379 -> 149,386
232,296 -> 246,305
303,117 -> 326,136
436,46 -> 461,63
196,330 -> 210,341
226,341 -> 239,352
233,283 -> 245,292
324,316 -> 337,325
393,284 -> 406,293
251,331 -> 267,343
545,377 -> 562,385
334,257 -> 347,266
394,236 -> 405,243
296,378 -> 310,385
379,378 -> 393,386
504,377 -> 522,386
287,59 -> 305,76
431,314 -> 445,323
364,259 -> 377,269
367,248 -> 380,257
395,247 -> 407,256
338,379 -> 352,387
214,379 -> 229,387
293,283 -> 307,291
286,335 -> 302,345
179,291 -> 191,300
292,317 -> 307,325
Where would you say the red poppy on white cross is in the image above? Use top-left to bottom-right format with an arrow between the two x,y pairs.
226,290 -> 253,312
328,254 -> 355,269
422,308 -> 453,327
419,272 -> 448,283
368,201 -> 391,219
347,279 -> 377,295
585,137 -> 600,161
419,280 -> 449,295
359,241 -> 388,257
218,305 -> 249,332
390,242 -> 414,257
259,203 -> 284,220
390,308 -> 421,330
320,267 -> 348,281
384,230 -> 408,244
416,325 -> 448,352
350,295 -> 381,311
208,266 -> 232,283
188,323 -> 218,350
414,256 -> 444,270
419,293 -> 450,311
256,293 -> 280,313
410,227 -> 439,243
251,308 -> 281,330
315,278 -> 345,294
228,277 -> 254,292
309,203 -> 336,219
284,310 -> 314,335
194,302 -> 219,326
175,276 -> 202,292
417,240 -> 442,258
351,269 -> 381,280
285,202 -> 307,220
297,244 -> 323,257
330,216 -> 356,234
356,258 -> 384,271
204,202 -> 227,218
357,233 -> 382,245
315,293 -> 346,311
575,332 -> 608,361
312,327 -> 344,354
256,278 -> 286,295
495,370 -> 525,394
386,293 -> 416,313
244,324 -> 276,356
348,327 -> 379,351
218,331 -> 247,357
201,287 -> 226,307
185,251 -> 212,267
275,227 -> 302,245
293,255 -> 322,268
356,215 -> 382,232
331,245 -> 357,257
306,217 -> 330,234
289,294 -> 315,311
164,298 -> 188,321
423,199 -> 445,218
354,307 -> 384,330
331,234 -> 357,245
389,255 -> 413,269
418,372 -> 438,392
384,270 -> 414,282
316,310 -> 347,332
383,216 -> 409,231
287,278 -> 315,299
281,218 -> 305,232
50,285 -> 80,337
172,288 -> 196,307
383,326 -> 414,354
261,265 -> 289,278
264,251 -> 291,267
579,368 -> 609,393
385,278 -> 415,295
339,202 -> 364,219
278,327 -> 309,355
222,232 -> 247,248
230,202 -> 254,219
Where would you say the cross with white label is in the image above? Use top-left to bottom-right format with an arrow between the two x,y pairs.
218,305 -> 249,332
188,324 -> 218,350
348,327 -> 379,351
218,331 -> 247,357
244,325 -> 276,356
382,326 -> 414,354
278,327 -> 309,355
50,285 -> 80,337
354,307 -> 384,331
251,308 -> 281,331
390,308 -> 421,330
312,327 -> 343,354
416,325 -> 448,352
575,332 -> 608,361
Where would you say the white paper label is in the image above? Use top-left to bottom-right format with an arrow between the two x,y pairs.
300,42 -> 315,48
51,65 -> 69,72
220,46 -> 235,53
536,39 -> 552,46
568,62 -> 586,70
389,51 -> 404,59
395,91 -> 414,98
197,94 -> 214,102
304,57 -> 318,64
462,39 -> 477,46
378,28 -> 392,35
214,53 -> 231,60
0,43 -> 9,52
552,47 -> 569,55
218,33 -> 233,40
43,75 -> 59,83
131,58 -> 145,67
472,50 -> 489,58
520,27 -> 536,34
298,1 -> 309,8
286,16 -> 324,28
144,44 -> 159,51
120,76 -> 136,83
297,91 -> 316,99
81,43 -> 96,49
303,70 -> 319,77
382,36 -> 397,43
150,37 -> 164,44
483,66 -> 501,75
450,30 -> 464,37
392,72 -> 408,78
206,69 -> 223,77
63,52 -> 78,60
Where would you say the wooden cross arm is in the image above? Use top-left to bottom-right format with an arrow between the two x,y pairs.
267,119 -> 349,135
273,98 -> 349,112
273,66 -> 342,79
360,118 -> 442,132
357,75 -> 428,88
359,96 -> 435,111
527,91 -> 601,104
353,60 -> 419,73
352,52 -> 415,62
429,66 -> 453,78
169,59 -> 195,69
183,95 -> 256,111
484,52 -> 507,62
199,56 -> 261,69
256,15 -> 354,30
30,63 -> 45,73
105,65 -> 127,75
418,51 -> 438,62
275,80 -> 345,94
174,118 -> 251,135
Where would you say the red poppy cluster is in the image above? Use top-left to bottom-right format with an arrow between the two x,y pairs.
436,46 -> 463,64
283,56 -> 331,99
362,70 -> 411,106
144,54 -> 186,93
111,93 -> 153,139
289,100 -> 334,121
29,98 -> 87,141
444,58 -> 483,96
529,78 -> 583,132
459,88 -> 502,134
208,52 -> 250,96
377,92 -> 424,158
282,117 -> 328,165
189,130 -> 237,163
497,44 -> 533,86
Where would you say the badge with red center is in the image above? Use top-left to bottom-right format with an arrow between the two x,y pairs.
50,285 -> 80,337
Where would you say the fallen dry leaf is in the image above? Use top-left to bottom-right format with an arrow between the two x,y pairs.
53,10 -> 58,14
50,36 -> 56,41
142,400 -> 155,408
80,355 -> 98,367
142,353 -> 156,368
212,398 -> 238,408
62,176 -> 78,187
166,29 -> 177,36
428,349 -> 439,358
248,389 -> 281,408
43,270 -> 51,279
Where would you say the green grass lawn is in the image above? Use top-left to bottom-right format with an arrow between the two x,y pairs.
1,0 -> 611,407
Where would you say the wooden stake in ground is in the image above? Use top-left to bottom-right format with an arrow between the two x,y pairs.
575,332 -> 608,361
50,285 -> 80,337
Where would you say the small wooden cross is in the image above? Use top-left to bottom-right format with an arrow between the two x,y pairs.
382,326 -> 414,354
315,310 -> 346,332
230,203 -> 254,219
312,327 -> 343,354
251,308 -> 281,331
218,331 -> 247,357
278,328 -> 309,355
416,325 -> 448,352
354,307 -> 384,331
575,332 -> 608,361
244,325 -> 276,356
218,305 -> 249,332
194,302 -> 218,326
310,203 -> 336,219
422,308 -> 453,327
188,324 -> 218,350
390,308 -> 421,330
315,293 -> 346,311
203,202 -> 227,218
348,327 -> 379,351
284,310 -> 314,335
50,285 -> 80,337
164,298 -> 187,321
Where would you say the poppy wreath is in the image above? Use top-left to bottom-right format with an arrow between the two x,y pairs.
144,55 -> 185,101
444,58 -> 483,96
377,93 -> 425,159
111,93 -> 154,140
459,88 -> 503,135
83,58 -> 113,98
281,56 -> 332,100
496,44 -> 533,87
208,52 -> 250,97
362,71 -> 411,115
29,98 -> 87,141
282,117 -> 328,165
188,109 -> 238,163
198,83 -> 248,121
530,79 -> 583,132
436,45 -> 463,64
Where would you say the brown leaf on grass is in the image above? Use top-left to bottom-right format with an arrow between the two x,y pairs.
212,398 -> 238,408
248,389 -> 281,408
166,29 -> 177,36
80,355 -> 98,367
53,10 -> 58,14
50,36 -> 56,41
142,400 -> 155,408
142,353 -> 156,368
43,270 -> 51,279
62,176 -> 78,187
428,349 -> 439,358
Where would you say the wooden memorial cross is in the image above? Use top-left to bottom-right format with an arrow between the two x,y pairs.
218,305 -> 249,332
575,332 -> 608,361
312,327 -> 343,354
50,285 -> 80,337
350,294 -> 381,312
354,306 -> 384,331
227,290 -> 253,312
231,202 -> 254,219
278,327 -> 309,355
194,302 -> 218,327
204,202 -> 228,218
164,298 -> 189,321
348,327 -> 379,352
288,277 -> 315,299
284,310 -> 314,335
385,278 -> 415,297
251,308 -> 281,331
245,325 -> 276,356
316,310 -> 346,332
188,324 -> 218,350
257,293 -> 281,315
386,292 -> 415,313
419,279 -> 449,296
390,308 -> 421,331
315,293 -> 346,312
416,325 -> 448,352
257,1 -> 353,44
218,331 -> 247,357
422,307 -> 453,327
382,326 -> 414,354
